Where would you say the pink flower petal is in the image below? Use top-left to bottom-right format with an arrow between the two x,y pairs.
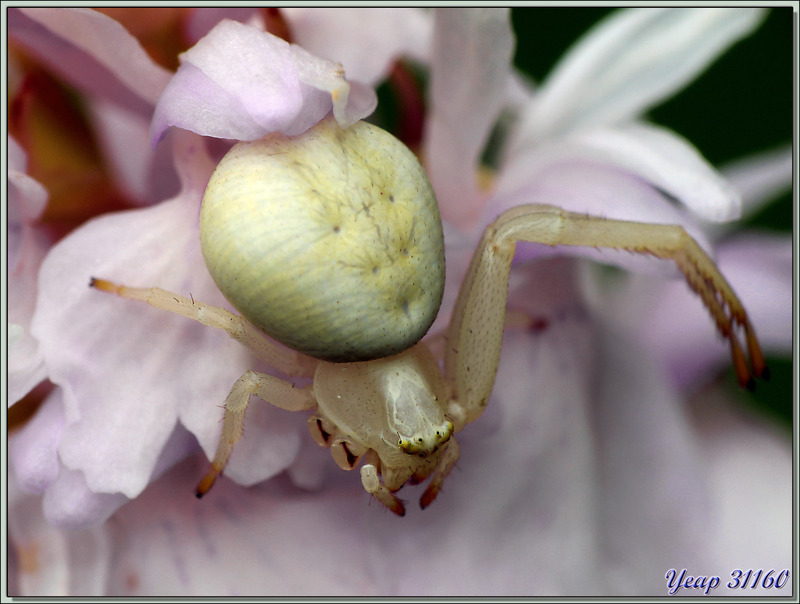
10,389 -> 65,494
42,467 -> 130,529
588,322 -> 712,589
7,472 -> 112,596
29,131 -> 303,502
105,456 -> 377,596
502,123 -> 741,222
283,7 -> 431,85
424,8 -> 514,228
88,99 -> 180,206
150,19 -> 376,146
696,388 -> 792,592
27,420 -> 208,529
9,8 -> 171,115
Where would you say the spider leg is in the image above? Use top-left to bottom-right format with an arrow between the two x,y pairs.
195,370 -> 316,497
360,452 -> 406,516
444,204 -> 767,427
89,278 -> 319,377
419,437 -> 460,509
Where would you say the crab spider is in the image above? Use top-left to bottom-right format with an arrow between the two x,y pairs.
91,117 -> 766,516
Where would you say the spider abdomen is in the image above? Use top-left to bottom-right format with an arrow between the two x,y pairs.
200,116 -> 445,362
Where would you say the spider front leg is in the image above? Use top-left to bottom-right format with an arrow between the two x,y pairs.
360,452 -> 407,517
444,203 -> 768,428
89,278 -> 319,378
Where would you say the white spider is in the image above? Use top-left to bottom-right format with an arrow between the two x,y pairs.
91,116 -> 766,516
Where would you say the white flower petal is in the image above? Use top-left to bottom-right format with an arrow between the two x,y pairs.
283,7 -> 432,85
512,8 -> 767,145
504,122 -> 742,222
424,8 -> 515,228
721,144 -> 792,218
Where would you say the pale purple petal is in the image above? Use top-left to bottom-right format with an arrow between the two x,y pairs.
9,8 -> 171,115
511,7 -> 767,145
29,131 -> 302,502
150,19 -> 376,146
29,420 -> 209,529
289,42 -> 378,129
42,468 -> 130,529
88,99 -> 179,206
283,8 -> 432,85
105,456 -> 376,596
151,61 -> 278,143
7,473 -> 112,596
284,435 -> 332,492
31,195 -> 204,498
717,235 -> 792,353
589,323 -> 711,591
502,123 -> 742,222
9,136 -> 51,404
10,390 -> 65,494
696,389 -> 792,593
485,160 -> 714,275
424,8 -> 514,228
